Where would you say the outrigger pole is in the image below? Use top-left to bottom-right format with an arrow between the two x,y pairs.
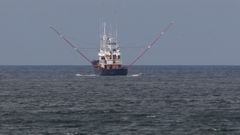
127,21 -> 175,67
50,26 -> 93,65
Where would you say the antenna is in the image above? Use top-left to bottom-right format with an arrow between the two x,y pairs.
103,22 -> 106,35
127,21 -> 175,67
110,23 -> 113,36
50,26 -> 93,65
115,24 -> 118,41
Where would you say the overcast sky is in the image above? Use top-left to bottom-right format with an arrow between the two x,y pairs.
0,0 -> 239,65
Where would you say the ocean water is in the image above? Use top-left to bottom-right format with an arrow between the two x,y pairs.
0,65 -> 240,135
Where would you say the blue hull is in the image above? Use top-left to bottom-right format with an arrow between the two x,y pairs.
94,67 -> 128,76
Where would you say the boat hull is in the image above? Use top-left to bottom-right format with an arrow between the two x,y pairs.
93,67 -> 128,76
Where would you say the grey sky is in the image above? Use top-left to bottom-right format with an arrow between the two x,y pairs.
0,0 -> 239,65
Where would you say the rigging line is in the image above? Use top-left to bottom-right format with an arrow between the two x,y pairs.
127,21 -> 175,67
72,45 -> 144,50
78,47 -> 98,50
121,46 -> 146,49
50,26 -> 93,65
68,36 -> 98,47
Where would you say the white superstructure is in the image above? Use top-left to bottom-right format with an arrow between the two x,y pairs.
98,23 -> 122,69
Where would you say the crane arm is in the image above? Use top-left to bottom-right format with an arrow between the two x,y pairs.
50,26 -> 93,65
127,21 -> 175,67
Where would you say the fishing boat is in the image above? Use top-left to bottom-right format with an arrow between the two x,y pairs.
50,21 -> 174,76
91,23 -> 127,76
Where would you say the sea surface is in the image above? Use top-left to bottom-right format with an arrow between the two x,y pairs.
0,65 -> 240,135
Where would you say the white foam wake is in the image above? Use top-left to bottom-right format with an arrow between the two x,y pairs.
75,74 -> 97,77
128,73 -> 143,77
